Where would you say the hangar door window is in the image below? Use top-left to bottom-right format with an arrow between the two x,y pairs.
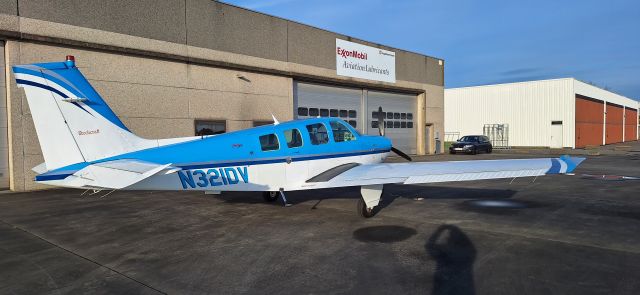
306,123 -> 329,145
195,120 -> 226,136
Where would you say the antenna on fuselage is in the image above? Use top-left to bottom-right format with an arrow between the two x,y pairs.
271,114 -> 280,125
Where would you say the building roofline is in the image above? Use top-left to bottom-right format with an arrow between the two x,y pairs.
447,77 -> 639,104
446,78 -> 575,91
218,1 -> 444,61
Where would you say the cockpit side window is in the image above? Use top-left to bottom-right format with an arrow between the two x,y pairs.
306,123 -> 329,145
330,121 -> 356,142
259,134 -> 280,151
284,129 -> 303,148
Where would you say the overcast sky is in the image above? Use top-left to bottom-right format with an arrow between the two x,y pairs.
222,0 -> 640,100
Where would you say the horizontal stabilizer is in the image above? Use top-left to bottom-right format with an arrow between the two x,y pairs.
43,159 -> 175,189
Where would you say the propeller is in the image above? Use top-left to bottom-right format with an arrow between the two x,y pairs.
377,106 -> 412,161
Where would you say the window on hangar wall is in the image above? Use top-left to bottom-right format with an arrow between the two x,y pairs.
195,120 -> 226,136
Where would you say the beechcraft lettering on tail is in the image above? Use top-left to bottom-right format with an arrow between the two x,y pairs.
13,56 -> 586,218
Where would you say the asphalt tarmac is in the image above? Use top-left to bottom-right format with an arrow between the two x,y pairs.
1,151 -> 639,294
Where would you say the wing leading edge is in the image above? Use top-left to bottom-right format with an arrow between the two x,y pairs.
300,156 -> 585,190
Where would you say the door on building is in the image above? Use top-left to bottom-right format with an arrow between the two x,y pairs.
366,91 -> 418,154
294,82 -> 362,132
550,121 -> 563,148
606,103 -> 624,144
575,96 -> 604,148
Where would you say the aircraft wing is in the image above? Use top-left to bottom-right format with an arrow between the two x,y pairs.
49,159 -> 175,189
301,156 -> 585,189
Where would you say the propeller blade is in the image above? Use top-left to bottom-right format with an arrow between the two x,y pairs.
391,147 -> 412,161
377,106 -> 385,136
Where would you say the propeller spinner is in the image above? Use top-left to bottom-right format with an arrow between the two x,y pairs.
377,106 -> 412,161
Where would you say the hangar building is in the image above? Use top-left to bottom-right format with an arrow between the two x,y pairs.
445,78 -> 639,148
0,0 -> 444,191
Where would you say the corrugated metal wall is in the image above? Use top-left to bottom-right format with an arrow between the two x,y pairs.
445,79 -> 575,147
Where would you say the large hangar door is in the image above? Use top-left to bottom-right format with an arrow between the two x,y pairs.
606,103 -> 624,144
294,82 -> 363,132
624,108 -> 638,141
0,41 -> 8,188
575,96 -> 604,148
367,91 -> 417,154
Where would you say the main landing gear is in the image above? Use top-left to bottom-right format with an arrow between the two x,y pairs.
358,184 -> 384,218
264,185 -> 384,218
263,189 -> 291,207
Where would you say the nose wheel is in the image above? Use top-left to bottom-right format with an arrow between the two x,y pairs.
357,198 -> 376,218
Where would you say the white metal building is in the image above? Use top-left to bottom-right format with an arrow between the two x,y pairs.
445,78 -> 639,148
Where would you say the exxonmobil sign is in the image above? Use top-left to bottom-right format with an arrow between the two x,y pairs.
336,39 -> 396,83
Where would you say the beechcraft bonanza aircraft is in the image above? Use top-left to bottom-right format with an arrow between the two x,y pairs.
13,56 -> 585,217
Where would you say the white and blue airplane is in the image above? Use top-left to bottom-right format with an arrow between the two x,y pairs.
12,56 -> 585,217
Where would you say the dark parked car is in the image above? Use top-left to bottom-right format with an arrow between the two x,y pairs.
449,135 -> 493,154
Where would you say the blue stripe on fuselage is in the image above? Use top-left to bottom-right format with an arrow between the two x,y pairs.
34,149 -> 390,182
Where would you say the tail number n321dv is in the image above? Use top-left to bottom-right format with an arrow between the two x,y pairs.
178,167 -> 249,189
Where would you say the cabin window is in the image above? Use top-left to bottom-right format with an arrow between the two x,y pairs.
330,121 -> 356,142
306,123 -> 329,145
284,129 -> 303,148
195,120 -> 226,136
259,134 -> 280,151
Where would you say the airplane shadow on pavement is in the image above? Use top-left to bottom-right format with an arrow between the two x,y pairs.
426,224 -> 477,295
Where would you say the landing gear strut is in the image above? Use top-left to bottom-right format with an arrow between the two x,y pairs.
358,184 -> 384,218
263,189 -> 291,207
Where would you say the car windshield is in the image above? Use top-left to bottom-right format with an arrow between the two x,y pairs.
459,136 -> 479,142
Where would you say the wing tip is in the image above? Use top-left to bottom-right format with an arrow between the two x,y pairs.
560,155 -> 586,173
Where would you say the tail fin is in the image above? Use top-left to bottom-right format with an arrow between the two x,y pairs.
13,56 -> 155,171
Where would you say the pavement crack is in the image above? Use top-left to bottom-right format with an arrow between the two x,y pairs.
0,219 -> 167,295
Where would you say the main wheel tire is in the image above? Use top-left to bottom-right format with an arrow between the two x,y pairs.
487,147 -> 493,154
263,191 -> 279,202
357,198 -> 376,218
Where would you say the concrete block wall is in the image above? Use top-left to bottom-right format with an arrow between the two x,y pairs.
0,40 -> 8,187
0,0 -> 445,190
10,0 -> 443,87
5,41 -> 293,191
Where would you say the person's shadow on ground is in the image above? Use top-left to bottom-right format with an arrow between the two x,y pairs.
426,225 -> 477,295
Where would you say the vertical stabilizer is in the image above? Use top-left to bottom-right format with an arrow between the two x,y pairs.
13,56 -> 156,170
